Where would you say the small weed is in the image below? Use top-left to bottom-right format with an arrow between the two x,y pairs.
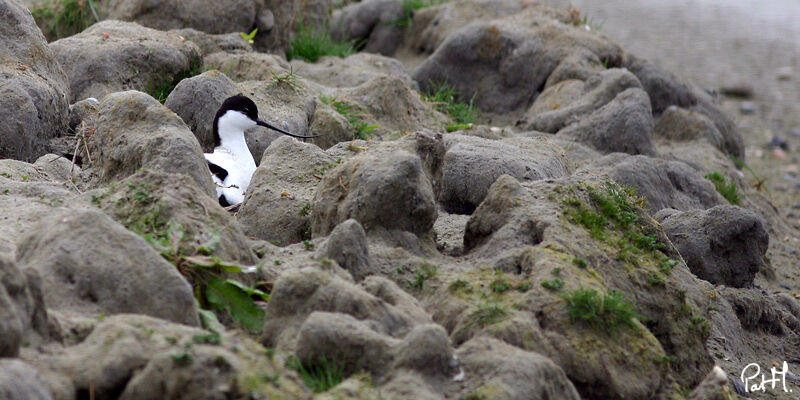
627,232 -> 665,252
655,355 -> 678,364
490,279 -> 511,293
2,189 -> 8,195
388,0 -> 446,27
0,172 -> 11,178
424,81 -> 476,126
573,258 -> 588,268
21,175 -> 28,182
146,61 -> 203,103
268,66 -> 302,91
516,282 -> 533,292
541,279 -> 565,291
31,0 -> 102,41
659,259 -> 678,275
171,351 -> 192,366
445,123 -> 474,132
470,302 -> 509,328
191,332 -> 221,345
287,355 -> 346,393
730,155 -> 767,191
302,240 -> 315,251
286,23 -> 359,62
322,96 -> 379,140
299,203 -> 312,216
411,262 -> 438,290
90,193 -> 104,206
314,158 -> 343,176
564,288 -> 638,333
448,279 -> 472,294
647,274 -> 665,287
239,28 -> 258,44
704,172 -> 742,205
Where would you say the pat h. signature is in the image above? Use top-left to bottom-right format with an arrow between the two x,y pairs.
741,362 -> 792,393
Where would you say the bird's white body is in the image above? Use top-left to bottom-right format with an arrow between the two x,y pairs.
204,110 -> 258,205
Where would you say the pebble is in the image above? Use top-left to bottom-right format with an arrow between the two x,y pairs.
720,84 -> 754,99
769,135 -> 789,150
790,128 -> 800,139
773,148 -> 788,160
777,66 -> 794,81
781,283 -> 793,290
739,101 -> 757,115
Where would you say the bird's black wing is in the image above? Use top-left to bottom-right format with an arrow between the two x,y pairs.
208,161 -> 228,182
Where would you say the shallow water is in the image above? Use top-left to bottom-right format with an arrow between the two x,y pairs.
544,0 -> 800,91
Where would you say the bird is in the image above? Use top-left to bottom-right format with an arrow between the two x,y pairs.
205,94 -> 320,207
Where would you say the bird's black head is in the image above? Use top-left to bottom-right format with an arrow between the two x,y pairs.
211,94 -> 326,147
212,94 -> 259,147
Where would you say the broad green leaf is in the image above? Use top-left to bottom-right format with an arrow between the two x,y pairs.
225,279 -> 270,302
205,277 -> 265,330
194,298 -> 224,332
183,255 -> 242,273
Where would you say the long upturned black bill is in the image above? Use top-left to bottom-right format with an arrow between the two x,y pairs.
257,119 -> 325,139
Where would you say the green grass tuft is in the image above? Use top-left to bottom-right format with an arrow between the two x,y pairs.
490,279 -> 511,293
388,0 -> 447,27
31,0 -> 102,41
423,81 -> 476,127
704,172 -> 742,205
448,279 -> 472,294
411,262 -> 438,290
321,96 -> 379,140
288,356 -> 346,393
541,279 -> 565,291
564,288 -> 638,333
146,62 -> 203,103
286,23 -> 358,62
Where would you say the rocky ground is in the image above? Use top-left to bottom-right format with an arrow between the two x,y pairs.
2,0 -> 799,399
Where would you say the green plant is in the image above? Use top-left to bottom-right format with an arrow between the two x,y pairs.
516,282 -> 532,292
730,155 -> 766,191
490,279 -> 511,293
171,351 -> 192,366
448,279 -> 472,294
322,96 -> 379,140
388,0 -> 446,27
288,355 -> 346,393
411,262 -> 438,290
470,302 -> 508,328
647,274 -> 665,287
31,0 -> 102,41
704,172 -> 742,205
268,66 -> 302,91
563,182 -> 668,269
302,240 -> 315,250
192,332 -> 222,345
0,172 -> 11,178
146,61 -> 203,103
239,28 -> 258,44
541,278 -> 565,291
286,23 -> 358,62
299,203 -> 312,216
445,123 -> 474,132
573,258 -> 588,268
564,288 -> 638,333
129,216 -> 268,331
658,259 -> 678,275
424,80 -> 476,129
